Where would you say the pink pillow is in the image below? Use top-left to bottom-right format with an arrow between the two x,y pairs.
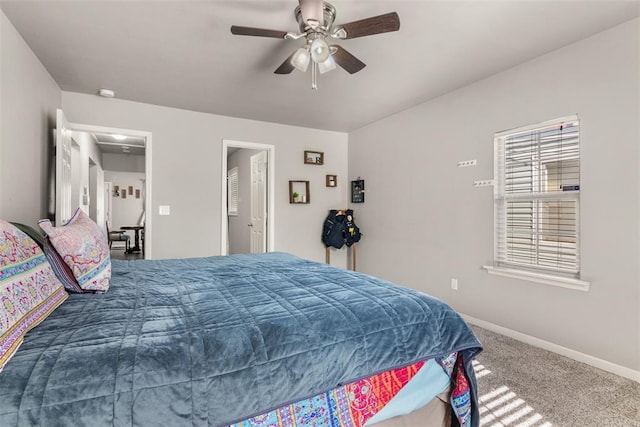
39,209 -> 111,292
0,220 -> 68,371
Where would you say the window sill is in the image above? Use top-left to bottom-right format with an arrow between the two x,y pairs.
482,265 -> 590,292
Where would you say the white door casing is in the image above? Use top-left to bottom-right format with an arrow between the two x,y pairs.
55,109 -> 73,225
104,182 -> 113,229
221,139 -> 275,256
250,151 -> 267,253
53,112 -> 153,258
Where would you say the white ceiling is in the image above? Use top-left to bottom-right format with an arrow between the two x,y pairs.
93,132 -> 146,155
2,0 -> 638,132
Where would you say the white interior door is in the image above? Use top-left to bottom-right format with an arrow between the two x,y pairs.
250,151 -> 267,253
55,109 -> 73,225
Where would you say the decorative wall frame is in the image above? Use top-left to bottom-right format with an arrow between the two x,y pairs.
304,151 -> 324,165
326,175 -> 337,187
289,180 -> 310,204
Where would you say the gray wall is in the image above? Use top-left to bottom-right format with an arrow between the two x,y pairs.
0,10 -> 61,226
61,92 -> 349,264
103,153 -> 145,173
348,19 -> 640,371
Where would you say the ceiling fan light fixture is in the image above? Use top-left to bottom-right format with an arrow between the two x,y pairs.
317,54 -> 336,74
310,38 -> 330,63
291,47 -> 311,72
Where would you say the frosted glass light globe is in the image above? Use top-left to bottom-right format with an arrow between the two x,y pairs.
291,48 -> 310,72
310,38 -> 330,63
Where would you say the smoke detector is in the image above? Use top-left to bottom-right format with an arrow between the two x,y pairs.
99,88 -> 115,98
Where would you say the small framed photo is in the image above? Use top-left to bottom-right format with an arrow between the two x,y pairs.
121,190 -> 126,199
304,150 -> 324,165
135,189 -> 141,199
128,186 -> 134,195
326,175 -> 337,187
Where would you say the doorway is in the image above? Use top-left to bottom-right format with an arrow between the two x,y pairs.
221,140 -> 275,255
55,109 -> 153,259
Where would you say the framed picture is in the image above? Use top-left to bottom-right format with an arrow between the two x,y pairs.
121,190 -> 127,199
351,179 -> 365,203
326,175 -> 337,187
135,189 -> 141,199
304,151 -> 324,165
128,186 -> 134,195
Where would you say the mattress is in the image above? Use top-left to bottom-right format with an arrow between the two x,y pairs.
0,252 -> 482,426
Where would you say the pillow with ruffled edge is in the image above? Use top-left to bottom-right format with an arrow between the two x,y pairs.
0,220 -> 68,372
39,209 -> 111,292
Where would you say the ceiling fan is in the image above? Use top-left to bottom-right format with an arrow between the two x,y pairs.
230,0 -> 400,89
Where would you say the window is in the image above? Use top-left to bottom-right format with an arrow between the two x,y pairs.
488,115 -> 588,290
227,167 -> 239,216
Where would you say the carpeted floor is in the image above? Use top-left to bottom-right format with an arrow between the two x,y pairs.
470,325 -> 640,426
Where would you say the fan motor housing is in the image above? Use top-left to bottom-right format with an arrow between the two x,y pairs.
295,2 -> 336,34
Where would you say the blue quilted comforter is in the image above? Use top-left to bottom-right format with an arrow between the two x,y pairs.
1,252 -> 482,426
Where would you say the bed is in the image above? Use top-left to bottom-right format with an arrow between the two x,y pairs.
1,251 -> 482,426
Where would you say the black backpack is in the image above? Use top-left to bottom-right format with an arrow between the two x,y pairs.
322,210 -> 361,249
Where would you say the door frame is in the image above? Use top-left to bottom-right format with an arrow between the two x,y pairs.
221,139 -> 275,255
67,121 -> 153,259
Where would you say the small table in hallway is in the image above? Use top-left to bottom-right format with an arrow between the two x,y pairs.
121,225 -> 144,254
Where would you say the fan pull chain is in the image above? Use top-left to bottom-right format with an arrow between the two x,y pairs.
311,61 -> 318,90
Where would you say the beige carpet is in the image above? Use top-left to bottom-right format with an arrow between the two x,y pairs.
471,325 -> 640,426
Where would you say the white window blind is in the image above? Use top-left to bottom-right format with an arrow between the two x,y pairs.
227,167 -> 239,216
494,115 -> 580,276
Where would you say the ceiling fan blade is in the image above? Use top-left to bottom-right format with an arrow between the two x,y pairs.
298,0 -> 324,28
336,12 -> 400,39
230,25 -> 288,39
330,45 -> 366,74
274,52 -> 296,74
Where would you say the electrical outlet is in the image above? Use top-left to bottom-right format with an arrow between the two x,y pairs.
473,180 -> 495,187
451,278 -> 458,290
457,159 -> 477,167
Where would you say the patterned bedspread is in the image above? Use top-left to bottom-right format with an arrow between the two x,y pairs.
0,252 -> 482,426
232,352 -> 472,427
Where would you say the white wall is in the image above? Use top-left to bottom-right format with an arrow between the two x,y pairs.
227,148 -> 263,255
348,19 -> 640,372
0,10 -> 61,225
104,171 -> 145,237
62,92 -> 349,263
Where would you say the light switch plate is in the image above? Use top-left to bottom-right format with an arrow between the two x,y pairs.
159,205 -> 170,216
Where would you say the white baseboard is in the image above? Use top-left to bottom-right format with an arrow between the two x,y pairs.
461,314 -> 640,384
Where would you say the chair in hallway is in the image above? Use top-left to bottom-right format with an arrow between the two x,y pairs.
106,221 -> 130,252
